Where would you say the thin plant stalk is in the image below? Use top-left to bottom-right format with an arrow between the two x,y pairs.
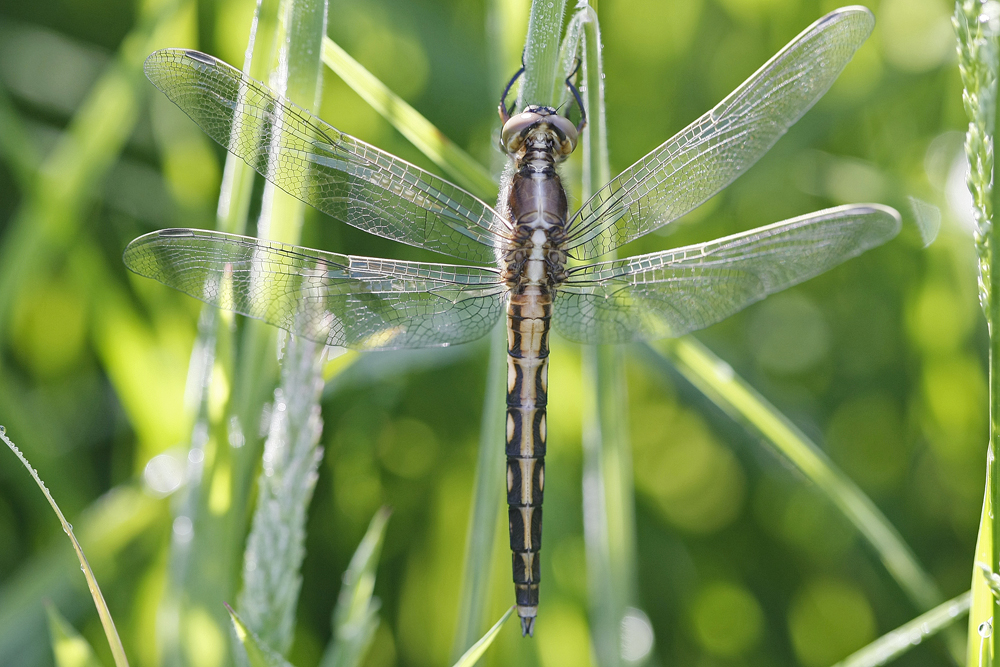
955,1 -> 1000,663
451,323 -> 508,661
321,38 -> 496,199
564,4 -> 639,665
449,1 -> 519,659
451,607 -> 515,667
831,590 -> 971,667
643,338 -> 962,661
1,428 -> 129,667
989,6 -> 1000,665
645,339 -> 943,607
320,508 -> 391,667
318,17 -> 508,661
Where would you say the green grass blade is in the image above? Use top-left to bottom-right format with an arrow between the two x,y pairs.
235,0 -> 330,654
518,0 -> 567,107
831,590 -> 970,667
644,339 -> 957,652
227,605 -> 295,667
0,485 -> 163,665
451,324 -> 507,661
45,604 -> 104,667
955,1 -> 1000,664
571,6 -> 639,666
154,2 -> 284,664
450,607 -> 515,667
970,457 -> 996,666
2,429 -> 130,667
989,5 -> 1000,667
320,507 -> 391,667
320,37 -> 496,200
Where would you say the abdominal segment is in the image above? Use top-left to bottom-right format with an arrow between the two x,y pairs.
506,289 -> 551,633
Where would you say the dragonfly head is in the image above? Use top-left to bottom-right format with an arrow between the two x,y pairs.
500,105 -> 579,160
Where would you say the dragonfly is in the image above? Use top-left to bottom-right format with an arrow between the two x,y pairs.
124,6 -> 900,636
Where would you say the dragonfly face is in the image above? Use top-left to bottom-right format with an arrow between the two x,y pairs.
500,106 -> 579,159
124,6 -> 902,637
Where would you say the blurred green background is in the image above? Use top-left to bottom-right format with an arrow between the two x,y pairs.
0,0 -> 980,666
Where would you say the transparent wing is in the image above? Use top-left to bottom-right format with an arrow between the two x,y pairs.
554,205 -> 900,344
144,49 -> 510,265
564,7 -> 874,260
124,229 -> 507,350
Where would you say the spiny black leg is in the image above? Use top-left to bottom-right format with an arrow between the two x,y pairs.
564,56 -> 587,132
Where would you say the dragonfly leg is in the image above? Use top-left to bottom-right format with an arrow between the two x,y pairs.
499,65 -> 526,123
564,57 -> 587,133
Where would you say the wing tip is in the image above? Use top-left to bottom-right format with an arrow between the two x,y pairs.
819,5 -> 875,29
805,6 -> 875,51
847,202 -> 903,234
143,48 -> 225,92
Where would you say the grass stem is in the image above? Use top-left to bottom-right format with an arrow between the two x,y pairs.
2,429 -> 130,667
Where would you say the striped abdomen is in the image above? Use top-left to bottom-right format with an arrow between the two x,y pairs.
501,113 -> 571,637
506,286 -> 550,636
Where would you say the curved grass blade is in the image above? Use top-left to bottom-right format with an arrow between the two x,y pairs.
451,607 -> 515,667
320,507 -> 391,667
907,196 -> 941,248
227,604 -> 294,667
451,323 -> 507,660
643,338 -> 961,661
1,428 -> 130,667
0,485 -> 163,665
320,38 -> 496,200
969,448 -> 996,666
45,603 -> 104,667
831,590 -> 970,667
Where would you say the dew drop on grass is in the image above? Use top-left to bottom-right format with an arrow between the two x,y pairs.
980,619 -> 993,638
0,424 -> 6,434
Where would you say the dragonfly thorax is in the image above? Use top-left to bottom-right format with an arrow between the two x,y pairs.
501,107 -> 571,292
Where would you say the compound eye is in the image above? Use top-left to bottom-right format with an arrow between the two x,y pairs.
501,112 -> 543,153
548,114 -> 579,155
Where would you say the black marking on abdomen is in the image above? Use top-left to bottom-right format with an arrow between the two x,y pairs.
505,290 -> 552,626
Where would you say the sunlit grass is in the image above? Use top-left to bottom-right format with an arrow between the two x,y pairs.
2,428 -> 129,667
831,591 -> 971,667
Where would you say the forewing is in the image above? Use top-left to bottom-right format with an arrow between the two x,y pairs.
564,7 -> 875,259
554,205 -> 900,344
124,229 -> 506,350
144,49 -> 509,265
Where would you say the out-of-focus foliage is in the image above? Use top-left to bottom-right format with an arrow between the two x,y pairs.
0,0 -> 979,666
